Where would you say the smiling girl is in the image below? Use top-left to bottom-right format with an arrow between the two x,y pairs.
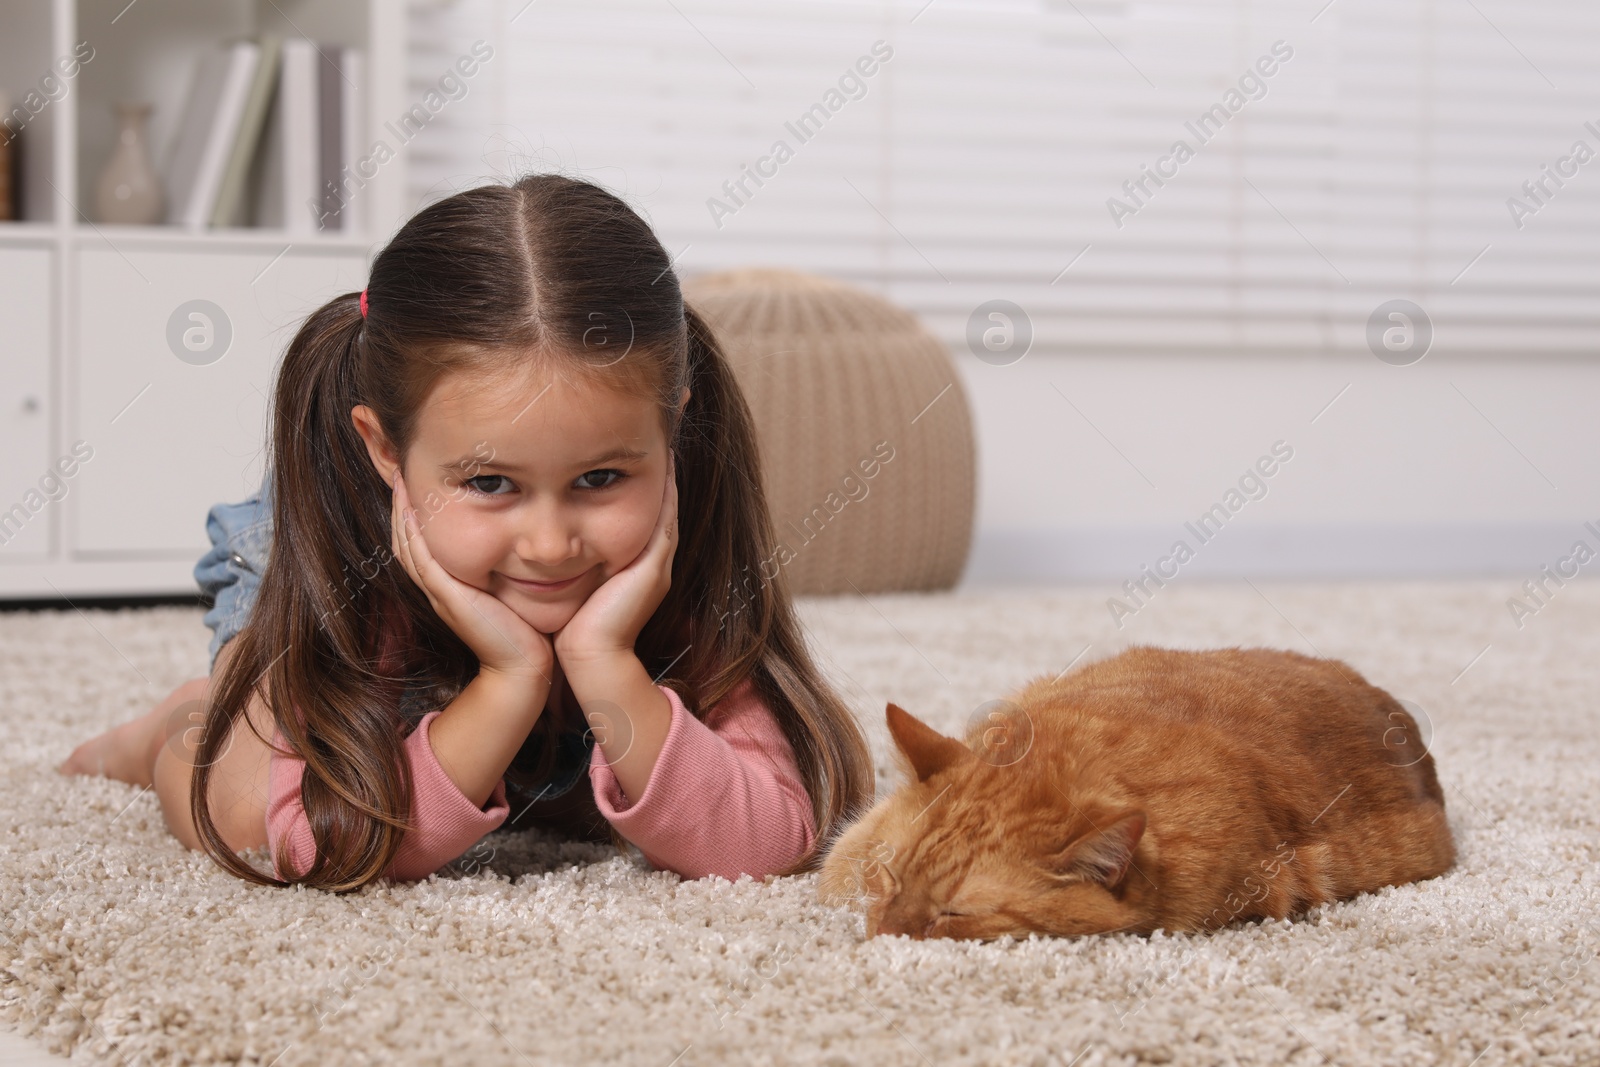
60,174 -> 875,892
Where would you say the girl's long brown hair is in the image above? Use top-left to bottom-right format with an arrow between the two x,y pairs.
190,173 -> 875,891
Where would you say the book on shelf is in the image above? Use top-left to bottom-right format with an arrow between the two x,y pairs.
316,45 -> 364,233
209,35 -> 281,228
252,37 -> 319,234
0,91 -> 18,222
165,36 -> 363,234
164,40 -> 261,229
339,50 -> 365,232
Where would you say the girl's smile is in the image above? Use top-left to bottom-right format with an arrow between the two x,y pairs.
352,362 -> 684,635
500,567 -> 591,594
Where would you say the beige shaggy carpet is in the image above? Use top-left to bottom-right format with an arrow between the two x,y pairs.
2,580 -> 1597,1066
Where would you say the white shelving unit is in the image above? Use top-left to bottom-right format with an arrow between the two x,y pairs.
0,0 -> 406,598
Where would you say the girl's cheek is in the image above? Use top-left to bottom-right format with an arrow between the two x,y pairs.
424,503 -> 498,581
599,495 -> 658,568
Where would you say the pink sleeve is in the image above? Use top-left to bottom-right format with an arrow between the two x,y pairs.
587,678 -> 817,881
266,709 -> 509,882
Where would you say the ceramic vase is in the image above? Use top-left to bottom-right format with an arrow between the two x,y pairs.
94,102 -> 163,225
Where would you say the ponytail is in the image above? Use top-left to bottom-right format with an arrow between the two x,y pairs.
191,291 -> 429,891
640,302 -> 877,876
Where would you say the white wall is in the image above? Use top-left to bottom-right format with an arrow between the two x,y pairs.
959,353 -> 1600,583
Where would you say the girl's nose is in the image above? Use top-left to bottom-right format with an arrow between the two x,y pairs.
511,504 -> 582,566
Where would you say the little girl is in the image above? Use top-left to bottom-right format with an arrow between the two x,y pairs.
60,173 -> 875,893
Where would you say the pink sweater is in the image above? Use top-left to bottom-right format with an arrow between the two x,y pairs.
265,677 -> 816,883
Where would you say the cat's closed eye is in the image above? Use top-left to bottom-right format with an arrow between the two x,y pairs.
920,904 -> 1024,941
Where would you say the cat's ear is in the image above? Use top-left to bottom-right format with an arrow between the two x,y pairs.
1051,811 -> 1147,890
885,702 -> 974,782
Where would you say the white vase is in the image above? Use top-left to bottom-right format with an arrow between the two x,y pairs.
94,102 -> 163,225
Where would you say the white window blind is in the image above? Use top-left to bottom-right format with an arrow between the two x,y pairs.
406,0 -> 1600,357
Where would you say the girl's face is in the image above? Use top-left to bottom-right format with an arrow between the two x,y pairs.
353,363 -> 685,636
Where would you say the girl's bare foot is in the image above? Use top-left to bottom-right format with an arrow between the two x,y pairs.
59,677 -> 210,787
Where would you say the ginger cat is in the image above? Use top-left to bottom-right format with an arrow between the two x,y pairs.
818,646 -> 1455,940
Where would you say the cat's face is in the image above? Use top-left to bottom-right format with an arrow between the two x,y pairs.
817,702 -> 1155,941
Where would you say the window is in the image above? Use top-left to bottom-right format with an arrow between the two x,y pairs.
408,0 -> 1600,357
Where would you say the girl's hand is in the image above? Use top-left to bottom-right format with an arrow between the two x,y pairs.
554,450 -> 679,668
391,470 -> 555,688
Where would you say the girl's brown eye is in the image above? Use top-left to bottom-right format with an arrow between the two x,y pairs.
576,469 -> 625,490
465,475 -> 513,496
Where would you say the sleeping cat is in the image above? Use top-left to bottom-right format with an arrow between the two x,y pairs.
817,645 -> 1455,940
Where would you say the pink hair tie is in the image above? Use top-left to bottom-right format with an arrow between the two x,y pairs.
359,289 -> 369,319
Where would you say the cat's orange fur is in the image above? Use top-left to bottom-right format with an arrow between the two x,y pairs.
818,645 -> 1455,940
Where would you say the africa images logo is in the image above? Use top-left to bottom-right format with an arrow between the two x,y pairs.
1106,40 -> 1295,229
705,41 -> 894,229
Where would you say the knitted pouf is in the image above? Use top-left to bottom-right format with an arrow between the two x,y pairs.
683,267 -> 976,596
